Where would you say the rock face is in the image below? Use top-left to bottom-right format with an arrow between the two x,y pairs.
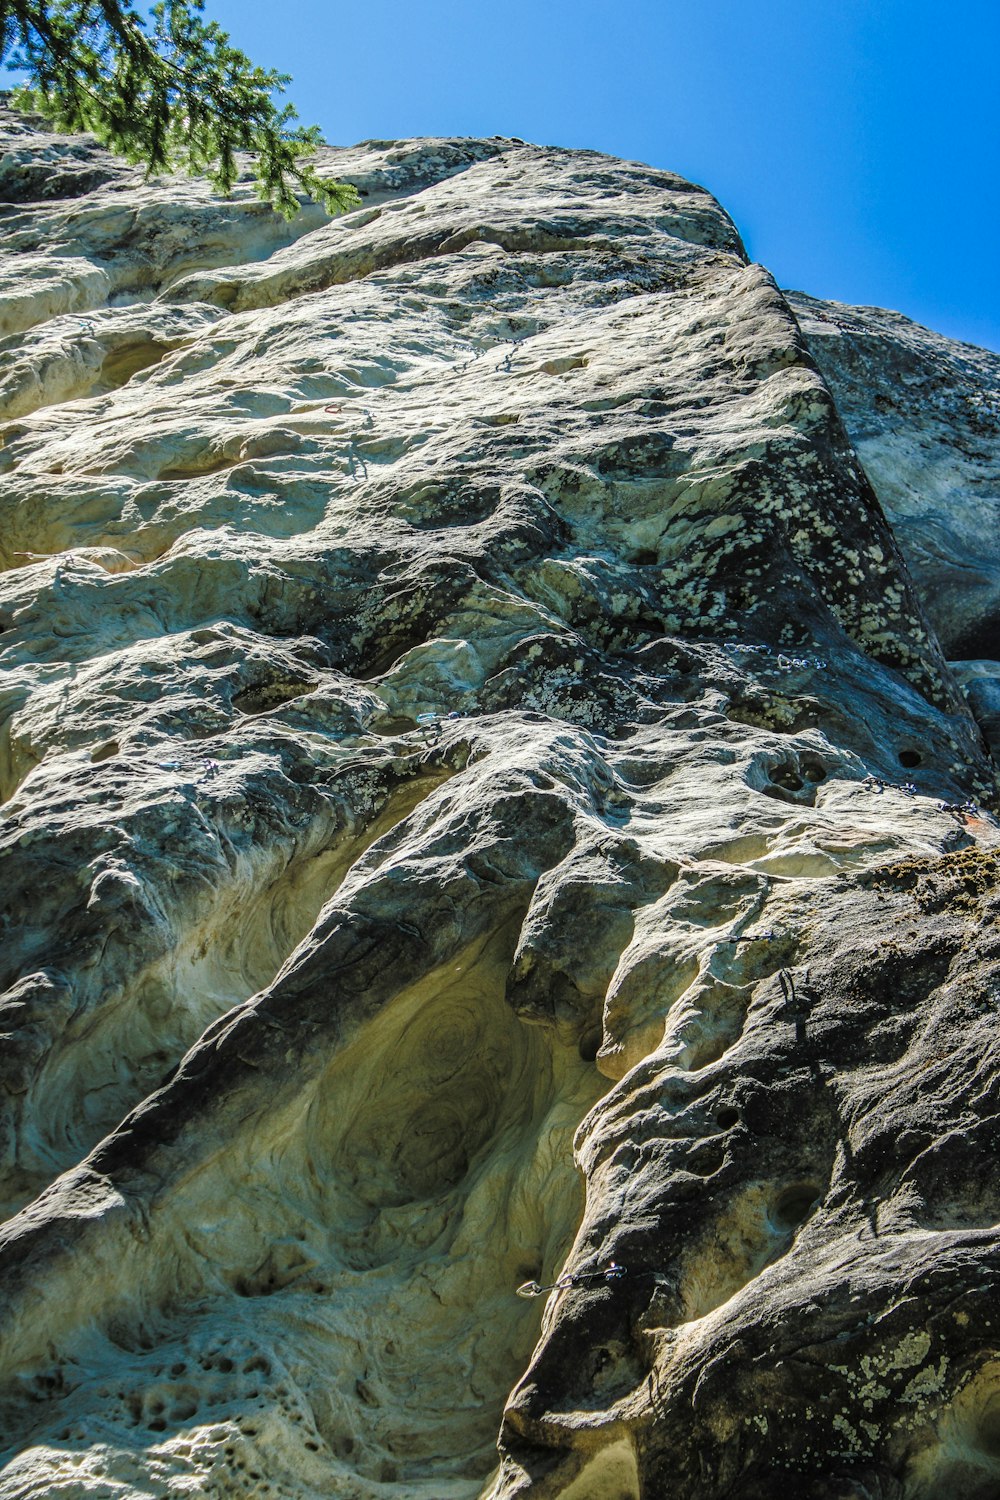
786,292 -> 1000,779
786,292 -> 1000,663
1,105 -> 999,1499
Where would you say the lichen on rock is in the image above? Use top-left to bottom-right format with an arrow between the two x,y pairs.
1,103 -> 999,1499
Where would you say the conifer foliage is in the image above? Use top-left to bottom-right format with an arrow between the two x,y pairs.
0,0 -> 360,216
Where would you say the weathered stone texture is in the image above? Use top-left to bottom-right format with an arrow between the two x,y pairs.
788,290 -> 1000,654
1,106 -> 999,1498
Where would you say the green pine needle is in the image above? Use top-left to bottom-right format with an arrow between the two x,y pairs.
1,0 -> 361,218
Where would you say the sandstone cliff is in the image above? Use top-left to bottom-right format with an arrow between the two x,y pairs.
1,106 -> 999,1499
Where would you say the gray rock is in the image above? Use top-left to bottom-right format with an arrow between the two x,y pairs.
0,113 -> 998,1500
787,290 -> 1000,662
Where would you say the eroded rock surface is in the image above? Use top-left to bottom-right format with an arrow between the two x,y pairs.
1,106 -> 999,1498
787,291 -> 1000,660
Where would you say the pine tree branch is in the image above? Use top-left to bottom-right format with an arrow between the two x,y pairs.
0,0 -> 360,217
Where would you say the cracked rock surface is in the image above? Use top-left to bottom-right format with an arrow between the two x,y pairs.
1,106 -> 1000,1498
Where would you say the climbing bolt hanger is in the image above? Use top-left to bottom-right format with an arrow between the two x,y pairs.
516,1263 -> 627,1298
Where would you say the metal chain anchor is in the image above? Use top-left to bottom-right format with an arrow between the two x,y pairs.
516,1262 -> 627,1298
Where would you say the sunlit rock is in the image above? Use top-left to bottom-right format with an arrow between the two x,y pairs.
1,104 -> 999,1499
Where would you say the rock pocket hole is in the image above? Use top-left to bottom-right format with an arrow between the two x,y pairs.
975,1394 -> 1000,1458
99,340 -> 179,390
91,740 -> 119,763
768,765 -> 804,792
370,714 -> 418,737
898,748 -> 922,769
768,1181 -> 821,1233
232,679 -> 317,716
687,1146 -> 726,1177
540,355 -> 587,376
800,758 -> 827,783
578,1025 -> 602,1063
715,1106 -> 740,1129
356,635 -> 428,680
687,1035 -> 728,1070
395,482 -> 498,530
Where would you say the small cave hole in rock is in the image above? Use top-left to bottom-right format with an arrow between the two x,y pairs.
898,748 -> 922,769
769,765 -> 804,792
578,1026 -> 602,1062
99,340 -> 178,389
801,758 -> 827,783
90,740 -> 119,763
715,1106 -> 740,1130
769,1182 -> 821,1233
